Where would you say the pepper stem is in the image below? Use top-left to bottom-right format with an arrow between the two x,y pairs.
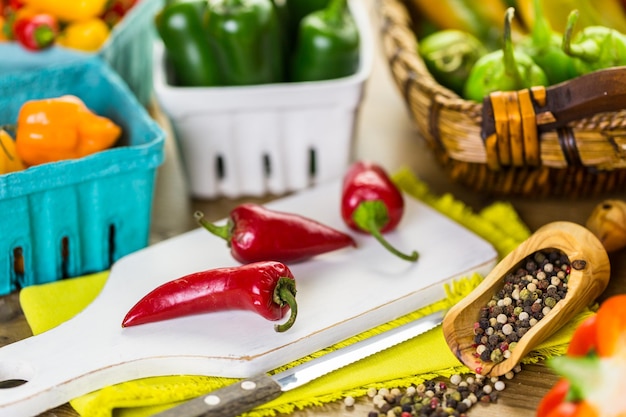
324,0 -> 348,26
562,10 -> 601,62
502,7 -> 524,87
531,0 -> 551,45
547,354 -> 602,403
34,24 -> 55,49
274,278 -> 298,332
195,211 -> 231,242
353,200 -> 419,262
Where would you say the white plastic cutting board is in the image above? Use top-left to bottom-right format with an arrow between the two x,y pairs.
0,180 -> 497,416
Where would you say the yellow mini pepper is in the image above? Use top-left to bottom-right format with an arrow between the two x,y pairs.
56,18 -> 110,52
0,129 -> 25,174
15,95 -> 122,166
22,0 -> 108,22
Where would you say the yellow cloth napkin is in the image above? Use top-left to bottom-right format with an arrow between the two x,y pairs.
19,169 -> 589,417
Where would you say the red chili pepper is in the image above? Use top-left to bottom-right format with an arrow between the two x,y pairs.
340,161 -> 418,262
195,203 -> 356,264
537,294 -> 626,417
122,261 -> 298,332
13,12 -> 57,50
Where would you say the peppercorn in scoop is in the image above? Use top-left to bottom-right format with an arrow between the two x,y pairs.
472,250 -> 571,366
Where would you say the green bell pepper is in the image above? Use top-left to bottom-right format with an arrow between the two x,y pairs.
274,0 -> 329,63
155,0 -> 221,87
463,8 -> 548,102
419,29 -> 487,96
283,0 -> 329,40
206,0 -> 285,85
289,0 -> 359,82
562,9 -> 626,76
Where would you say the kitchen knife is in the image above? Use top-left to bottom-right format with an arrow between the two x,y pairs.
152,309 -> 446,417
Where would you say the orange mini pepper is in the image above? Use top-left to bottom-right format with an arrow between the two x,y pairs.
0,129 -> 25,174
15,95 -> 121,166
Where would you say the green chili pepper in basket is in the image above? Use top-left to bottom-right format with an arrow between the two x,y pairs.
289,0 -> 360,82
463,7 -> 548,102
562,9 -> 626,76
205,0 -> 285,85
418,29 -> 487,96
155,0 -> 221,86
516,0 -> 577,85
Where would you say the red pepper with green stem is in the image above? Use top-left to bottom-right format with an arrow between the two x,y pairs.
13,12 -> 57,50
195,203 -> 356,264
341,161 -> 418,262
536,294 -> 626,417
122,261 -> 298,332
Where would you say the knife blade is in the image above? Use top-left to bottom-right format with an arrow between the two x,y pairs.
151,309 -> 446,417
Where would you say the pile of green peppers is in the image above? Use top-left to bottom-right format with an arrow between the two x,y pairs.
417,0 -> 626,102
156,0 -> 361,87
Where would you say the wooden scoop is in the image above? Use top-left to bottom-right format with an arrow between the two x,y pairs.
442,221 -> 610,377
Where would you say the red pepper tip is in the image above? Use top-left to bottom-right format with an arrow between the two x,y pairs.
121,311 -> 140,327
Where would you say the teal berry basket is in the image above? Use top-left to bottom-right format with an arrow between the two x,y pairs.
0,57 -> 165,295
0,0 -> 162,106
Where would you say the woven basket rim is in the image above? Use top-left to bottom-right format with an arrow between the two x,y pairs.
377,0 -> 626,197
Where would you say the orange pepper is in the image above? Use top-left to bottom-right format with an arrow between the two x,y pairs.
15,95 -> 121,166
0,17 -> 7,42
56,17 -> 110,52
0,129 -> 25,174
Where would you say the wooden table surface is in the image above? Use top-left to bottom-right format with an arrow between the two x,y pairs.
2,1 -> 625,416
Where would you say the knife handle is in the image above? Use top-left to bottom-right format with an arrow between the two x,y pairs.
153,374 -> 282,417
482,66 -> 626,138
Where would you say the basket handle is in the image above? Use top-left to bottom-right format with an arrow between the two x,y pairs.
481,66 -> 626,169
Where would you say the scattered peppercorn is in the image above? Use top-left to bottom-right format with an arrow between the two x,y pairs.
361,366 -> 522,416
472,250 -> 570,365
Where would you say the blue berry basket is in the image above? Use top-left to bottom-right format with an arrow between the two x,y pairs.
0,0 -> 162,105
0,58 -> 165,295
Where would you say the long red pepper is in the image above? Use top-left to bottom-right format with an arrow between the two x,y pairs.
122,261 -> 298,332
537,294 -> 626,417
340,161 -> 418,262
195,203 -> 356,264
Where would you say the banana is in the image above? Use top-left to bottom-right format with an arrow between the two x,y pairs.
409,0 -> 486,38
588,0 -> 626,32
517,0 -> 626,33
461,0 -> 527,41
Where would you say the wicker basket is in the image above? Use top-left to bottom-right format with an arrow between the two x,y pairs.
378,0 -> 626,198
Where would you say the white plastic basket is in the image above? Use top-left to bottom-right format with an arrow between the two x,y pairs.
153,0 -> 373,199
